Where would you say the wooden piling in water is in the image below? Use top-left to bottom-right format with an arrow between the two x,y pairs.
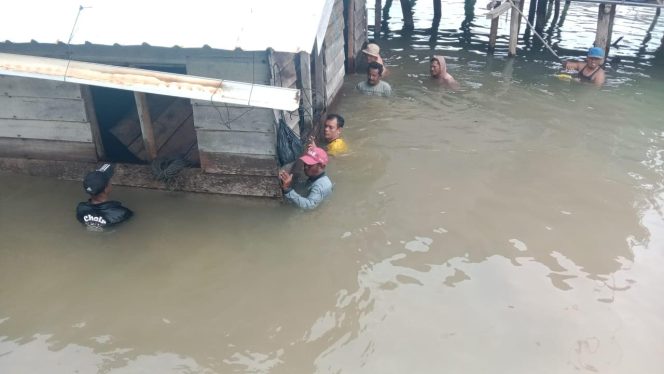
489,1 -> 502,52
595,3 -> 617,56
433,0 -> 442,23
400,0 -> 414,29
535,0 -> 548,32
375,0 -> 382,38
509,0 -> 524,56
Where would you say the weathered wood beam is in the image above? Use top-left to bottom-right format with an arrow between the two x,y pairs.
0,157 -> 282,198
134,92 -> 158,160
489,2 -> 502,52
296,51 -> 313,138
0,52 -> 300,111
535,0 -> 549,32
509,0 -> 524,56
595,3 -> 617,56
375,0 -> 383,38
80,85 -> 105,160
347,0 -> 357,72
400,0 -> 414,30
433,0 -> 442,23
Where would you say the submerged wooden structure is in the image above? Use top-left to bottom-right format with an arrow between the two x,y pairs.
0,0 -> 369,197
373,0 -> 663,57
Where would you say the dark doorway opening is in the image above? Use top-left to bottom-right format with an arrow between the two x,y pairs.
87,65 -> 200,166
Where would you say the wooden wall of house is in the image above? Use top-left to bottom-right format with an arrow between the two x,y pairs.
0,75 -> 98,162
323,0 -> 347,107
186,52 -> 281,196
347,0 -> 368,72
270,52 -> 302,134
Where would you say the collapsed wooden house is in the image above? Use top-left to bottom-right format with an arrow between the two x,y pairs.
0,0 -> 368,197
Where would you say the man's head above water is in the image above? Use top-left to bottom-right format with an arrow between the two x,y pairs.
324,114 -> 345,143
367,61 -> 384,86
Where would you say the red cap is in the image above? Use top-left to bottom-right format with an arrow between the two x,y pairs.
300,146 -> 329,166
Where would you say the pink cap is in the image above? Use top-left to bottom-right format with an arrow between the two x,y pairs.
300,146 -> 329,166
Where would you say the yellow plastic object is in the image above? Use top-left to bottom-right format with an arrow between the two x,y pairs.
554,73 -> 574,81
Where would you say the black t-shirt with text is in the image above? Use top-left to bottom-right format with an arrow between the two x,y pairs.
76,200 -> 133,229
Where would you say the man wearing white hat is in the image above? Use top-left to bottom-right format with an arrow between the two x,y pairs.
362,43 -> 389,77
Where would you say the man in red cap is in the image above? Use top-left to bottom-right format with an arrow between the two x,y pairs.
279,147 -> 333,210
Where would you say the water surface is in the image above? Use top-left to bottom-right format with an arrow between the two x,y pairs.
1,1 -> 664,373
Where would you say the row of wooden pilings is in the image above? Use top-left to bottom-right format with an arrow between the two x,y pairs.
371,0 -> 633,57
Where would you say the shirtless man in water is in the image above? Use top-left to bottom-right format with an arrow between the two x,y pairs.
562,47 -> 606,87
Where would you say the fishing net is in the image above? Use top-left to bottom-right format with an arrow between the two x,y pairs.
277,119 -> 303,166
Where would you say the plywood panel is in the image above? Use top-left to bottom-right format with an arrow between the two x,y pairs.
0,96 -> 87,122
128,99 -> 193,159
193,104 -> 275,132
0,137 -> 97,161
0,119 -> 92,142
0,75 -> 82,99
199,152 -> 278,176
196,130 -> 276,156
186,55 -> 270,84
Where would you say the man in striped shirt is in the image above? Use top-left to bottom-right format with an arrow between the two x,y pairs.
356,61 -> 392,97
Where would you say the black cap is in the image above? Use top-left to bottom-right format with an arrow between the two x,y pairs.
83,163 -> 114,195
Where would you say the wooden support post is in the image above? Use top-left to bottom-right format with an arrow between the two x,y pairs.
400,0 -> 414,30
557,0 -> 570,27
375,0 -> 382,38
535,0 -> 548,32
79,85 -> 105,160
489,1 -> 501,52
433,0 -> 442,23
296,51 -> 313,138
347,0 -> 356,73
134,92 -> 157,160
595,3 -> 617,56
509,0 -> 523,56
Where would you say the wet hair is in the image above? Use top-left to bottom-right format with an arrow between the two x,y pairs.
367,61 -> 384,76
326,114 -> 345,128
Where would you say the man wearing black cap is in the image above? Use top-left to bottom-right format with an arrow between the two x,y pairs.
76,164 -> 133,229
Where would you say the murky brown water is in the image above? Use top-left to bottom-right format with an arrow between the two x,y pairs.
2,2 -> 664,373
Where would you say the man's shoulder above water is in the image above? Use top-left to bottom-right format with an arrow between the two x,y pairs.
356,80 -> 392,96
76,200 -> 133,229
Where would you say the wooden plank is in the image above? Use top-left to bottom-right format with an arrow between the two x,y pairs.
347,0 -> 357,73
297,51 -> 313,137
487,1 -> 512,18
0,75 -> 81,99
134,92 -> 158,160
192,104 -> 275,132
199,152 -> 278,176
0,119 -> 92,142
595,3 -> 617,55
0,52 -> 299,112
129,98 -> 194,159
326,65 -> 345,105
489,2 -> 502,51
0,96 -> 87,122
186,55 -> 270,83
325,19 -> 346,46
196,129 -> 276,156
154,116 -> 197,159
375,0 -> 382,37
0,157 -> 281,198
509,0 -> 523,56
326,58 -> 346,87
312,44 -> 327,114
0,137 -> 96,161
79,85 -> 105,159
